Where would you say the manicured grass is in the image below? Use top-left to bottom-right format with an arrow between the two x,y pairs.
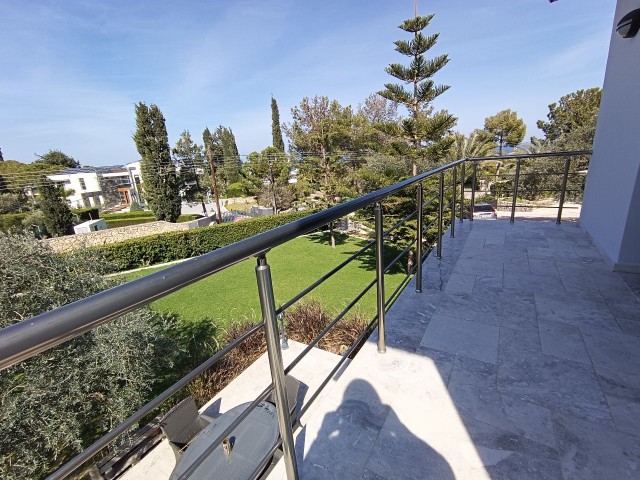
119,233 -> 409,330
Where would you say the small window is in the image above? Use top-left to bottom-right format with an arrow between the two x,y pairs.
79,178 -> 86,190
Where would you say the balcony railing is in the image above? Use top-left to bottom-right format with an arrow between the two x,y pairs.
0,150 -> 591,480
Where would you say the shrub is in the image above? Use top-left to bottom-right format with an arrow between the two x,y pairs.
104,214 -> 201,229
285,300 -> 367,355
129,201 -> 143,212
101,211 -> 155,220
0,212 -> 28,232
0,234 -> 178,479
97,210 -> 312,271
224,182 -> 249,198
187,300 -> 366,405
71,207 -> 99,222
105,217 -> 156,229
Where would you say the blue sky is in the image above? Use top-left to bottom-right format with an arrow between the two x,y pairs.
0,0 -> 615,166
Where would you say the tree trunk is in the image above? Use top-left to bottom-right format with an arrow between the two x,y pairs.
207,150 -> 223,224
329,222 -> 336,249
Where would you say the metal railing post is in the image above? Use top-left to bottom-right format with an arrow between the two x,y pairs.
437,172 -> 444,259
510,159 -> 522,224
460,161 -> 465,223
451,166 -> 457,238
374,203 -> 386,353
557,156 -> 571,224
255,255 -> 299,480
470,161 -> 477,222
415,184 -> 423,293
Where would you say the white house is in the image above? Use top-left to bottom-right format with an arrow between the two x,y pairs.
47,168 -> 103,209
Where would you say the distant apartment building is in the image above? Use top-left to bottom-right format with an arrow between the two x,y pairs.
45,162 -> 143,209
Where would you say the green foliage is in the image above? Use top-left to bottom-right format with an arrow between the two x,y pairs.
378,14 -> 456,172
105,217 -> 157,228
104,214 -> 199,229
34,149 -> 79,169
0,234 -> 178,479
97,210 -> 311,270
38,178 -> 73,237
129,201 -> 144,212
134,103 -> 181,222
536,88 -> 602,151
71,207 -> 99,221
0,160 -> 62,193
102,211 -> 154,220
483,109 -> 526,155
216,126 -> 242,185
173,130 -> 209,204
245,147 -> 291,212
271,97 -> 286,152
447,130 -> 497,161
225,182 -> 249,198
21,210 -> 49,238
0,193 -> 25,214
0,212 -> 28,232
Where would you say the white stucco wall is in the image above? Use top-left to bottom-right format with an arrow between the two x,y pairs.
580,0 -> 640,272
48,171 -> 102,209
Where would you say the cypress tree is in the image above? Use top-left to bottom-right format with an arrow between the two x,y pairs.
133,103 -> 181,222
271,97 -> 285,152
379,14 -> 456,174
216,126 -> 241,184
37,178 -> 72,237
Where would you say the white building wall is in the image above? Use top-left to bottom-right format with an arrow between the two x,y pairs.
47,171 -> 102,209
580,0 -> 640,272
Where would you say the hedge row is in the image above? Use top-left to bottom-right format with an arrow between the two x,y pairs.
101,211 -> 154,220
98,210 -> 312,271
0,213 -> 28,232
105,218 -> 157,229
71,208 -> 99,221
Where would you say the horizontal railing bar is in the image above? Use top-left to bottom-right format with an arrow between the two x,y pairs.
384,240 -> 417,274
284,278 -> 377,375
248,439 -> 283,480
0,158 -> 468,371
176,387 -> 273,480
384,210 -> 418,237
276,239 -> 376,314
47,321 -> 265,480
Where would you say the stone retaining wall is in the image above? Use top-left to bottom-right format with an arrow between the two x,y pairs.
43,221 -> 190,253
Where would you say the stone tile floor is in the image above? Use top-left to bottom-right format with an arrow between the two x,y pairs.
270,220 -> 640,480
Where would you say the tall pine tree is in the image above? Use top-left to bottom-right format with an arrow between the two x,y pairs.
133,103 -> 181,222
271,97 -> 286,152
379,14 -> 456,174
172,130 -> 208,215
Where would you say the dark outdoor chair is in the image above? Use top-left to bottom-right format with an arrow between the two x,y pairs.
159,396 -> 213,457
266,374 -> 301,424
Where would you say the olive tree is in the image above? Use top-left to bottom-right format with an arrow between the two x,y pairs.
0,234 -> 177,479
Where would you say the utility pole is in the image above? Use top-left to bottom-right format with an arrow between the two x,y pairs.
206,147 -> 223,224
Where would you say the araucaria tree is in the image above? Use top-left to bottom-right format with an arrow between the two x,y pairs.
271,96 -> 286,152
483,109 -> 526,156
37,178 -> 72,236
133,103 -> 181,222
379,14 -> 456,175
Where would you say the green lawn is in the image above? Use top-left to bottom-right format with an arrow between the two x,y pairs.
119,233 -> 409,329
